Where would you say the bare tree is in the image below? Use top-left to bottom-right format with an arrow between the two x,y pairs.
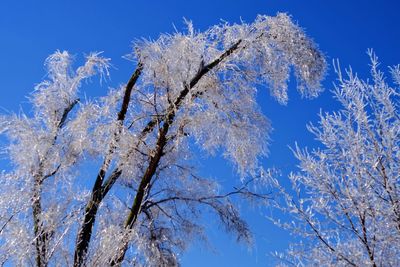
272,51 -> 400,266
0,14 -> 325,266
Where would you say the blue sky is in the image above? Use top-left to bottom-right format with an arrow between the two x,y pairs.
0,1 -> 399,266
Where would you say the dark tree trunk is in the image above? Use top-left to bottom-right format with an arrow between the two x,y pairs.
33,176 -> 47,267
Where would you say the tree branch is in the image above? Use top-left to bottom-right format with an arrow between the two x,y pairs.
73,62 -> 143,267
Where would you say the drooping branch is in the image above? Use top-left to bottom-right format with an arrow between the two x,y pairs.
143,181 -> 271,210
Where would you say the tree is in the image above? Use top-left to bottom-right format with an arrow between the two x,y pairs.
0,14 -> 325,266
272,51 -> 400,266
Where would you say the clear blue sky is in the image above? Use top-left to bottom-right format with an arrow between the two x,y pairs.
0,1 -> 399,266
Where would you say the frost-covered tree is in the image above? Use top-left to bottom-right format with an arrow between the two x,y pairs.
272,52 -> 400,266
0,14 -> 325,266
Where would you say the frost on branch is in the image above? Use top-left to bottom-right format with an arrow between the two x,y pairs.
272,52 -> 400,266
132,13 -> 325,176
0,51 -> 109,266
0,14 -> 325,266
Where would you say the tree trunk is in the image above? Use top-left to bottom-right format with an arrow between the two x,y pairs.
32,175 -> 47,267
